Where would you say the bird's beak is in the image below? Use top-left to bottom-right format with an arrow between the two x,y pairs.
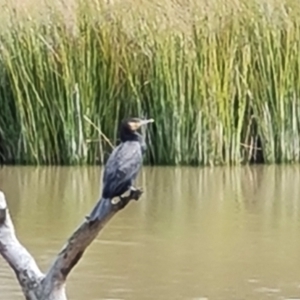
139,118 -> 154,126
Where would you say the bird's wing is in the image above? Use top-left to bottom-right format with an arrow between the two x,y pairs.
102,142 -> 142,194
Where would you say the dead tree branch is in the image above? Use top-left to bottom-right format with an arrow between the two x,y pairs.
0,188 -> 143,300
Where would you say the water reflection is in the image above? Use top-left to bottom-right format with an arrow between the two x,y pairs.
0,166 -> 300,299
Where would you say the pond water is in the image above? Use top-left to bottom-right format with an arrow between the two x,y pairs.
1,166 -> 300,300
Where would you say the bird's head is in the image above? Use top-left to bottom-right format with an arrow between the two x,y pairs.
122,117 -> 154,132
120,117 -> 154,141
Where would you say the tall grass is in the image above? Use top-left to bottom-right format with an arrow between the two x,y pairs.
0,0 -> 300,165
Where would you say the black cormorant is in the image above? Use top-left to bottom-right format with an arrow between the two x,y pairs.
88,117 -> 154,222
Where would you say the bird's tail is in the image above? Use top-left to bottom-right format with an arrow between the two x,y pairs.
88,197 -> 112,222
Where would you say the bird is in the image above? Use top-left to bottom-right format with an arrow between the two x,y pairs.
88,117 -> 154,222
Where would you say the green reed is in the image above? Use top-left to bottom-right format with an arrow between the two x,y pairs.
1,0 -> 300,165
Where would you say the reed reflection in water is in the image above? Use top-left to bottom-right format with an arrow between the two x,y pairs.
0,166 -> 300,300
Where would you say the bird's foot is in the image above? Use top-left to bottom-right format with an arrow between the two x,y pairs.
114,188 -> 144,211
129,187 -> 143,201
129,186 -> 137,192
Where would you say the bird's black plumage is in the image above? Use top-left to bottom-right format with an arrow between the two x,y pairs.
88,117 -> 153,222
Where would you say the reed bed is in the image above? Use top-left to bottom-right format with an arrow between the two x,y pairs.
0,0 -> 300,165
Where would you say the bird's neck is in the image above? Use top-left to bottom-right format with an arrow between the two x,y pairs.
120,131 -> 142,143
120,131 -> 147,153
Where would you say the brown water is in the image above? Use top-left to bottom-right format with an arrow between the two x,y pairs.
1,166 -> 300,300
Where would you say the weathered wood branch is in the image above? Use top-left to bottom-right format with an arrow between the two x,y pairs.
0,191 -> 44,299
0,188 -> 143,300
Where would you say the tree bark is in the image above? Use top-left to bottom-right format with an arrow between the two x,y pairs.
0,188 -> 143,300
